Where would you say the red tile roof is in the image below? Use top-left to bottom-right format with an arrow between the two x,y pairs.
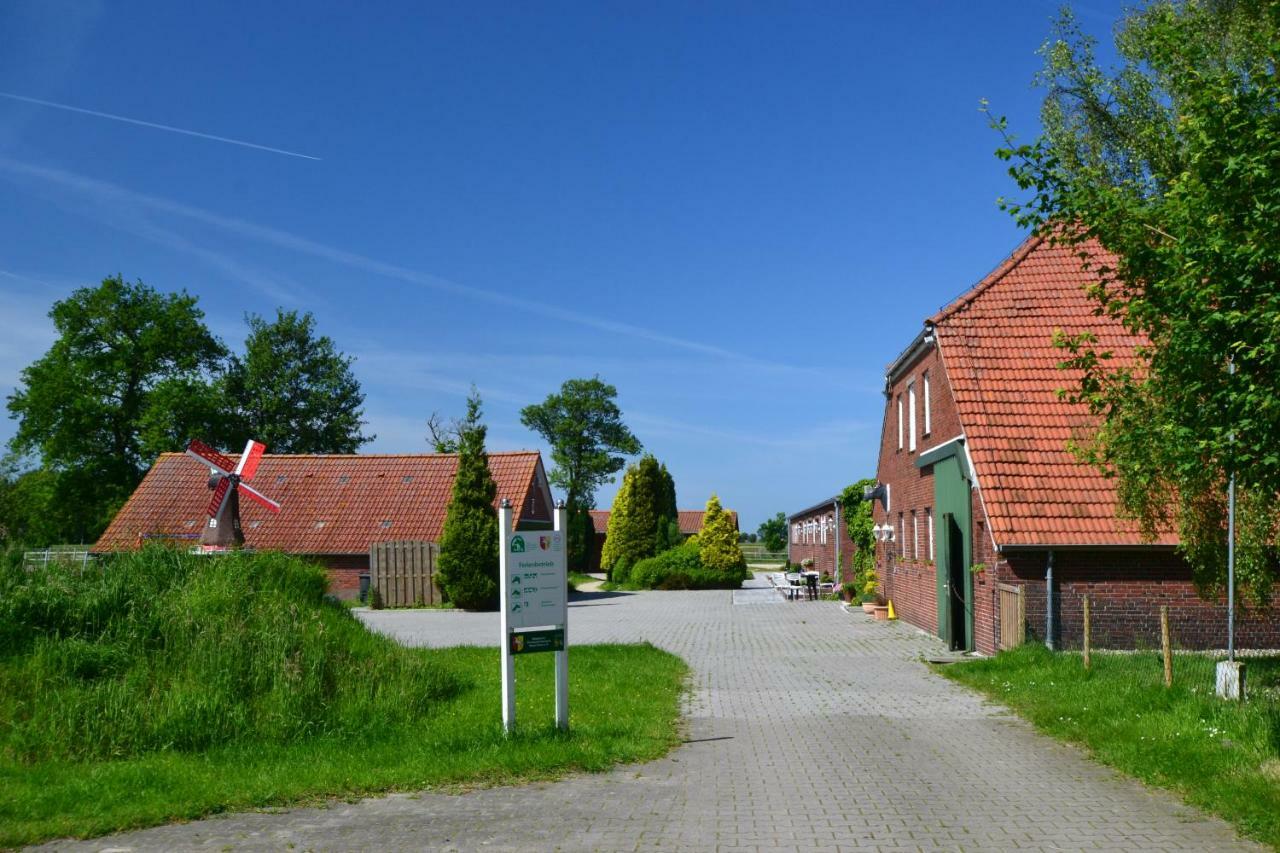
929,234 -> 1169,548
589,508 -> 738,535
93,451 -> 552,554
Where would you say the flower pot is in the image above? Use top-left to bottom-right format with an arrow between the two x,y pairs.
861,602 -> 876,614
872,605 -> 889,621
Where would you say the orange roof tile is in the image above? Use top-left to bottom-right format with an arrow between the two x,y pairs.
929,234 -> 1172,548
93,451 -> 551,554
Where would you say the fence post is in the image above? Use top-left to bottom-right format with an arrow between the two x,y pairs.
1161,605 -> 1172,689
1082,594 -> 1091,670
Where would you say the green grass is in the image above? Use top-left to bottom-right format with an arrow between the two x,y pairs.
0,547 -> 687,847
567,572 -> 598,590
941,644 -> 1280,848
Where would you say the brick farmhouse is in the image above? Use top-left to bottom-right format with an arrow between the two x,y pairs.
93,451 -> 554,598
585,508 -> 738,572
787,497 -> 854,581
872,234 -> 1278,655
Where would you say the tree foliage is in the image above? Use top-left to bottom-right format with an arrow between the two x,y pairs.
840,479 -> 878,594
222,310 -> 372,454
432,391 -> 499,610
698,493 -> 746,577
757,511 -> 787,553
600,455 -> 664,582
990,1 -> 1280,603
5,276 -> 226,541
654,462 -> 680,553
520,376 -> 641,570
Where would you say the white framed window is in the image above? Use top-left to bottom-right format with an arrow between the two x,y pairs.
927,508 -> 934,560
923,371 -> 932,435
820,518 -> 827,545
897,394 -> 904,450
898,512 -> 904,556
793,523 -> 800,544
908,381 -> 917,452
912,510 -> 919,559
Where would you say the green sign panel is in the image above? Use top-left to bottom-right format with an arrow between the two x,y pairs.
509,628 -> 564,656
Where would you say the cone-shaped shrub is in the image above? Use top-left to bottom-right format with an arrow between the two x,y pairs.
601,455 -> 664,582
698,493 -> 746,579
435,394 -> 499,610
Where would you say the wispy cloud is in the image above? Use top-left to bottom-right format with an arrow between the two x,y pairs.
0,157 -> 800,370
0,91 -> 321,161
628,411 -> 871,450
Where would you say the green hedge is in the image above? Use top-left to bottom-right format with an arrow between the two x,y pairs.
627,539 -> 747,590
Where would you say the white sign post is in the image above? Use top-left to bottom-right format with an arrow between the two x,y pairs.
499,498 -> 569,733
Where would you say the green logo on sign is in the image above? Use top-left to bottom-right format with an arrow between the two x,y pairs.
510,535 -> 526,553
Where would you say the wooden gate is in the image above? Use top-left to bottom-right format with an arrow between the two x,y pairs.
369,541 -> 440,607
997,582 -> 1025,650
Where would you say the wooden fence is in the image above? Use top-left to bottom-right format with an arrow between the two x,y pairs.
997,582 -> 1026,650
369,541 -> 440,607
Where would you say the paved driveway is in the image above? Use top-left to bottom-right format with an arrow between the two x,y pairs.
39,577 -> 1259,852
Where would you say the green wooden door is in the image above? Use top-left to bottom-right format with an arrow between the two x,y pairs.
932,453 -> 973,651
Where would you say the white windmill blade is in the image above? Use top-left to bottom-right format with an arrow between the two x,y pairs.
235,439 -> 266,479
186,439 -> 235,476
239,481 -> 282,514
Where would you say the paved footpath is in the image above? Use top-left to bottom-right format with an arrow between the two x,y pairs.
38,577 -> 1259,852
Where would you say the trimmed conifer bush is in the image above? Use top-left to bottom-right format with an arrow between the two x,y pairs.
435,394 -> 500,610
698,493 -> 747,580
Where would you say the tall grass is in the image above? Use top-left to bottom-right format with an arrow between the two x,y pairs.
0,545 -> 688,846
0,545 -> 461,761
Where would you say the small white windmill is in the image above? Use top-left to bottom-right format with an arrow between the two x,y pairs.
184,439 -> 282,550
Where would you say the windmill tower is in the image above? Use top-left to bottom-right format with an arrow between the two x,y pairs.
184,439 -> 282,550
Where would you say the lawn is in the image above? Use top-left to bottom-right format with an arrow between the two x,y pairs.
941,644 -> 1280,848
0,547 -> 688,847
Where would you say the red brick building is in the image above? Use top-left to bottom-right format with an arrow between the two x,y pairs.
872,234 -> 1278,655
787,497 -> 854,581
586,508 -> 738,573
93,451 -> 554,598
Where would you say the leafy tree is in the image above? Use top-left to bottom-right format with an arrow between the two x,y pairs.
6,276 -> 226,540
600,456 -> 663,581
0,459 -> 62,546
757,512 -> 787,553
520,376 -> 641,570
699,493 -> 746,579
434,391 -> 499,610
840,479 -> 878,591
222,310 -> 372,453
990,1 -> 1280,603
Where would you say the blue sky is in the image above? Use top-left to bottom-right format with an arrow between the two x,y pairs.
0,1 -> 1126,531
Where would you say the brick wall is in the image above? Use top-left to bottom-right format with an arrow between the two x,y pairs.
999,550 -> 1280,651
787,504 -> 856,582
315,553 -> 370,600
875,340 -> 959,632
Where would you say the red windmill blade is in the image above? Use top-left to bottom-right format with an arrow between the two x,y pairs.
183,438 -> 282,550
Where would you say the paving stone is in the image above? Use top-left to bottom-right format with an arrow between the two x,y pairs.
33,577 -> 1261,851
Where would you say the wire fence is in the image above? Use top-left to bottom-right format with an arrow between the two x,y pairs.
1062,595 -> 1280,706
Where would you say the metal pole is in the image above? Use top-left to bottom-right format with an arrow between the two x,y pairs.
1045,550 -> 1055,651
1227,357 -> 1236,663
554,500 -> 570,731
499,498 -> 516,734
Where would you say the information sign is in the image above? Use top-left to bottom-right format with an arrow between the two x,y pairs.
505,531 -> 566,630
499,499 -> 569,734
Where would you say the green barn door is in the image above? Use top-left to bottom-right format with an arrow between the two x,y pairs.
932,453 -> 973,651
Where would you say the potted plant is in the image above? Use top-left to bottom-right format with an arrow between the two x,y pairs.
840,581 -> 857,603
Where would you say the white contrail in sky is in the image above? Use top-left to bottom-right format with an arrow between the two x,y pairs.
0,91 -> 321,161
